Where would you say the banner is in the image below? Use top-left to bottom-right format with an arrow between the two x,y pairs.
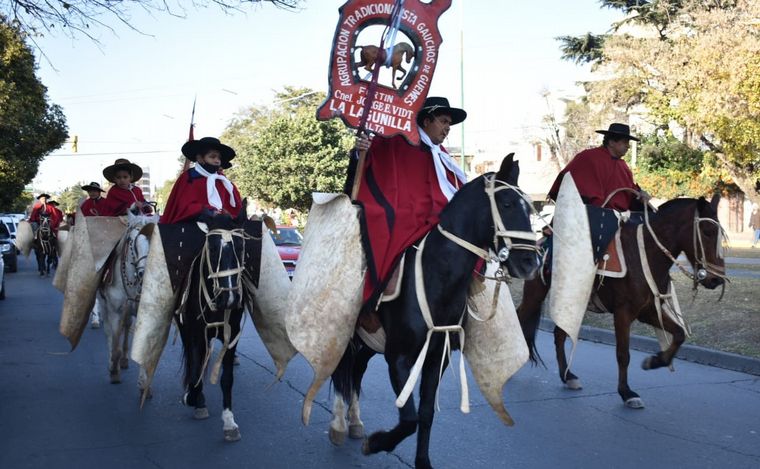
316,0 -> 452,144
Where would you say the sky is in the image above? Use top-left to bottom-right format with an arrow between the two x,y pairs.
30,0 -> 623,195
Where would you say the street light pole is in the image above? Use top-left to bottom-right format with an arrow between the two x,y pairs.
459,5 -> 465,173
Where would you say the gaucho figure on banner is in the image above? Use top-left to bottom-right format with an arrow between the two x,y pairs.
316,0 -> 451,144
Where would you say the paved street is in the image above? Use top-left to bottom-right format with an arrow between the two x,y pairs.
1,256 -> 759,469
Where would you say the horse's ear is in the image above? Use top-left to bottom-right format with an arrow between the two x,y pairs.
709,193 -> 721,212
236,199 -> 248,225
496,153 -> 519,185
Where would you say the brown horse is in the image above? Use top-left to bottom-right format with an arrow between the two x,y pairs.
517,195 -> 726,409
355,42 -> 415,89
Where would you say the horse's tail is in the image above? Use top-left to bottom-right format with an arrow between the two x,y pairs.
331,336 -> 359,404
517,276 -> 548,367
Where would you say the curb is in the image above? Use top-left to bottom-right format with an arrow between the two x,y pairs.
539,317 -> 760,377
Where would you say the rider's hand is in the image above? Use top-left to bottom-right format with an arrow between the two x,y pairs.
353,132 -> 372,152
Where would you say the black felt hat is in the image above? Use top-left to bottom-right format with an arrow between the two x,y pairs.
36,193 -> 51,200
181,137 -> 236,170
416,97 -> 467,126
595,123 -> 640,142
103,158 -> 144,183
81,181 -> 105,192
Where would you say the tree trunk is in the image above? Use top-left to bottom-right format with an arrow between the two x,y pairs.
700,135 -> 760,206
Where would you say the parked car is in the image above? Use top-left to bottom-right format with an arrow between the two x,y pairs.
0,221 -> 18,273
270,225 -> 302,279
0,247 -> 5,299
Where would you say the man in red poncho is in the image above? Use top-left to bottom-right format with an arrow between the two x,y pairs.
100,159 -> 152,216
29,193 -> 53,228
349,96 -> 467,312
45,200 -> 64,234
548,123 -> 649,211
161,137 -> 243,224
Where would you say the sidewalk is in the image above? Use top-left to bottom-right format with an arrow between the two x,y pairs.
539,317 -> 760,376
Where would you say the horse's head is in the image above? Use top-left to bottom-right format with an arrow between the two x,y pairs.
686,194 -> 726,290
487,154 -> 541,280
126,211 -> 158,283
199,205 -> 248,311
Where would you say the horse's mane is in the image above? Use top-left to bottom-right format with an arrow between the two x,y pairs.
650,197 -> 698,219
437,172 -> 489,219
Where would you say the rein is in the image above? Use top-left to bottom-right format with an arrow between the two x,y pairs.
396,174 -> 539,413
185,227 -> 257,386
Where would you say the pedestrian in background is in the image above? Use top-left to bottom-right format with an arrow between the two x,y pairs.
750,204 -> 760,248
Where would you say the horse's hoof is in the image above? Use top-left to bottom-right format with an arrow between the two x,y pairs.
109,373 -> 121,384
120,357 -> 129,369
90,321 -> 100,329
625,397 -> 645,409
194,407 -> 210,420
329,426 -> 347,446
361,438 -> 371,455
140,388 -> 153,400
565,378 -> 583,390
224,427 -> 241,442
349,423 -> 365,439
233,355 -> 240,366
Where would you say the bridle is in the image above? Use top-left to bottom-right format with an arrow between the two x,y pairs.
120,225 -> 150,301
437,174 -> 540,267
198,228 -> 248,313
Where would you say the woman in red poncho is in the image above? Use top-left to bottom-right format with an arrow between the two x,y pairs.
161,137 -> 242,224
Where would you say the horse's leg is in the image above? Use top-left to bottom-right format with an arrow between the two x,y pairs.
102,295 -> 122,384
182,331 -> 209,420
641,306 -> 686,371
220,344 -> 241,442
613,307 -> 644,408
363,351 -> 418,456
348,344 -> 374,439
119,304 -> 131,370
554,326 -> 582,390
516,276 -> 549,365
414,341 -> 448,469
393,64 -> 407,87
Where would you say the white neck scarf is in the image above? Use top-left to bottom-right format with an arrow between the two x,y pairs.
418,128 -> 467,201
193,164 -> 237,211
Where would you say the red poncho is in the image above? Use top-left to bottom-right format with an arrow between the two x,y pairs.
548,146 -> 639,211
79,197 -> 107,217
30,203 -> 62,233
102,185 -> 147,216
356,134 -> 462,308
160,168 -> 242,224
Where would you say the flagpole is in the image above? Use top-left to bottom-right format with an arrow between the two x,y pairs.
181,96 -> 197,173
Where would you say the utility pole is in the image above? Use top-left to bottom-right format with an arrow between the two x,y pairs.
459,3 -> 466,173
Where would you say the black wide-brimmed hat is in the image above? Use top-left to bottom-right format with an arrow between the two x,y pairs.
81,181 -> 105,193
595,123 -> 640,142
36,193 -> 51,200
181,137 -> 236,170
47,200 -> 60,206
102,158 -> 144,183
416,97 -> 467,126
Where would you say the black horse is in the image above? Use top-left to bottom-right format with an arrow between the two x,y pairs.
517,195 -> 726,409
34,213 -> 57,277
330,155 -> 540,468
177,208 -> 260,442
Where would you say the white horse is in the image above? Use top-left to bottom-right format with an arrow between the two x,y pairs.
97,210 -> 158,392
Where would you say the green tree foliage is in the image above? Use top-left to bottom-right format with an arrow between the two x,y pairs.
0,19 -> 68,209
632,132 -> 720,199
590,0 -> 760,203
8,191 -> 33,214
222,86 -> 354,213
56,183 -> 87,214
154,177 -> 177,213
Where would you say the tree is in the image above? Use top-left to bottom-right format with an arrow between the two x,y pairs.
632,132 -> 720,199
222,87 -> 354,212
154,177 -> 177,213
2,1 -> 301,40
0,19 -> 68,209
589,0 -> 760,203
56,184 -> 87,214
